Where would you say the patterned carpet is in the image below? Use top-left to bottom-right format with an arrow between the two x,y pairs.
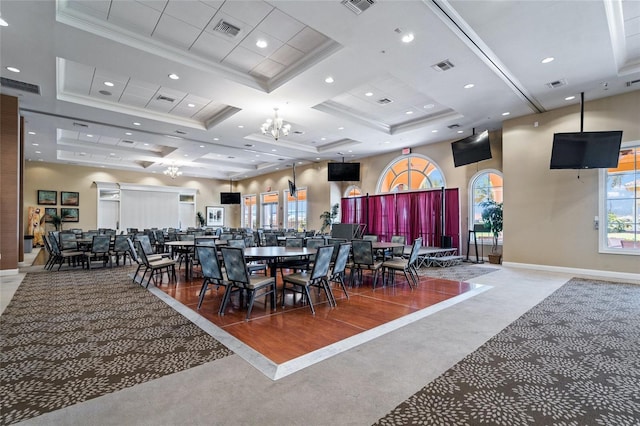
0,268 -> 233,425
416,262 -> 498,281
375,278 -> 640,425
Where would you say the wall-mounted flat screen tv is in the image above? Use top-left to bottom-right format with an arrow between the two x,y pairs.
220,192 -> 241,204
550,131 -> 623,169
288,180 -> 297,197
328,162 -> 360,181
451,130 -> 492,167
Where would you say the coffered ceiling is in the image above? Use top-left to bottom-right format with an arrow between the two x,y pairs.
1,0 -> 639,180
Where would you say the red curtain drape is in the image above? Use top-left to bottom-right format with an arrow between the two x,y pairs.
339,188 -> 459,248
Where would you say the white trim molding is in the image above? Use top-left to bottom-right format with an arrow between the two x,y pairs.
503,262 -> 640,283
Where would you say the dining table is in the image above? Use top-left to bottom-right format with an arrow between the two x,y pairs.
164,239 -> 225,279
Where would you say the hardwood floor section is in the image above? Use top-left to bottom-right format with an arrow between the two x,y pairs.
155,269 -> 477,364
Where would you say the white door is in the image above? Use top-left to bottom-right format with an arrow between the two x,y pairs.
179,203 -> 195,230
98,200 -> 119,230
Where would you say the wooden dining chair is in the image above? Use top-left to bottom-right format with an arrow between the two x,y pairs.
281,245 -> 335,314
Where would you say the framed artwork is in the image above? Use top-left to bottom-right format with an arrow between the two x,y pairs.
37,190 -> 57,205
60,208 -> 79,222
206,206 -> 224,227
60,191 -> 79,206
44,208 -> 57,222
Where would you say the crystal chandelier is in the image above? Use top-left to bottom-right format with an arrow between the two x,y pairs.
260,108 -> 291,141
164,164 -> 182,179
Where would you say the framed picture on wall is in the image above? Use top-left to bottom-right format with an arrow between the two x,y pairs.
61,208 -> 79,222
44,208 -> 57,222
37,190 -> 57,205
206,206 -> 224,227
60,191 -> 79,206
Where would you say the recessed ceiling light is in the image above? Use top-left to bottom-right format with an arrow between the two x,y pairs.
405,111 -> 413,115
32,143 -> 38,146
457,130 -> 464,134
423,104 -> 435,109
187,103 -> 195,108
464,83 -> 475,89
275,168 -> 280,170
6,66 -> 20,73
143,143 -> 149,146
213,137 -> 219,141
502,112 -> 510,116
238,125 -> 244,128
384,141 -> 390,144
432,130 -> 438,133
365,92 -> 373,97
28,131 -> 35,135
348,150 -> 353,153
325,76 -> 334,84
109,153 -> 115,156
338,126 -> 344,130
133,122 -> 141,126
168,73 -> 179,80
199,145 -> 205,148
103,81 -> 114,87
256,39 -> 268,48
401,33 -> 414,43
125,132 -> 132,136
541,57 -> 555,64
38,159 -> 43,162
87,134 -> 93,137
316,157 -> 320,160
0,17 -> 8,27
80,152 -> 86,156
35,151 -> 41,154
321,137 -> 326,141
184,154 -> 188,157
565,95 -> 575,101
271,149 -> 277,152
298,161 -> 303,164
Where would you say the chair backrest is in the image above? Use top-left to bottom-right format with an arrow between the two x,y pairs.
45,234 -> 61,255
362,235 -> 379,242
91,235 -> 111,254
147,230 -> 157,244
220,233 -> 234,241
310,245 -> 334,280
178,234 -> 195,241
220,247 -> 250,287
134,240 -> 151,266
352,239 -> 374,265
390,235 -> 406,256
113,235 -> 129,252
83,231 -> 98,239
285,237 -> 303,248
226,239 -> 246,248
408,238 -> 423,266
264,234 -> 278,246
127,238 -> 141,263
332,243 -> 351,275
137,234 -> 155,254
59,232 -> 78,250
154,230 -> 165,244
196,246 -> 223,281
306,237 -> 325,250
195,237 -> 216,247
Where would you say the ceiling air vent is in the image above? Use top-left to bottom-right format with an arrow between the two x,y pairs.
293,130 -> 305,135
546,79 -> 567,89
377,98 -> 393,105
157,95 -> 175,102
213,20 -> 241,37
431,60 -> 455,72
626,79 -> 640,87
0,77 -> 41,95
122,140 -> 135,144
175,130 -> 186,135
342,0 -> 375,15
447,124 -> 460,129
72,122 -> 89,128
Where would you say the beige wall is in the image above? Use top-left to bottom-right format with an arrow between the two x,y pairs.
24,162 -> 228,232
503,90 -> 640,274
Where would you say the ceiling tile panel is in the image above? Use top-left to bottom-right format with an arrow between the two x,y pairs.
119,94 -> 153,108
152,14 -> 202,50
287,27 -> 327,53
223,46 -> 265,72
121,80 -> 159,99
163,0 -> 218,29
66,0 -> 111,20
257,9 -> 305,42
61,60 -> 94,95
218,1 -> 273,27
108,1 -> 162,36
136,1 -> 169,13
192,103 -> 229,121
269,44 -> 305,67
250,59 -> 286,79
190,31 -> 236,61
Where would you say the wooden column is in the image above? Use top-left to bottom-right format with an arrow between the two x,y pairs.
1,94 -> 21,272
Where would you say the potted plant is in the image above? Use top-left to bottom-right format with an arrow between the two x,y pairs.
196,211 -> 206,227
480,200 -> 503,264
320,203 -> 339,234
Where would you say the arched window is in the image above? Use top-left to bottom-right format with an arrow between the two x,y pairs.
344,185 -> 361,198
469,169 -> 503,230
376,154 -> 445,194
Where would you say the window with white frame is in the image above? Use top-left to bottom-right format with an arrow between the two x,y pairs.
284,187 -> 307,231
344,185 -> 362,197
469,169 -> 503,243
600,143 -> 639,253
376,154 -> 445,193
242,194 -> 257,229
261,192 -> 279,229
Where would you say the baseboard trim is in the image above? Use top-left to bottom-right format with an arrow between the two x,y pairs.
503,262 -> 640,282
0,269 -> 19,277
